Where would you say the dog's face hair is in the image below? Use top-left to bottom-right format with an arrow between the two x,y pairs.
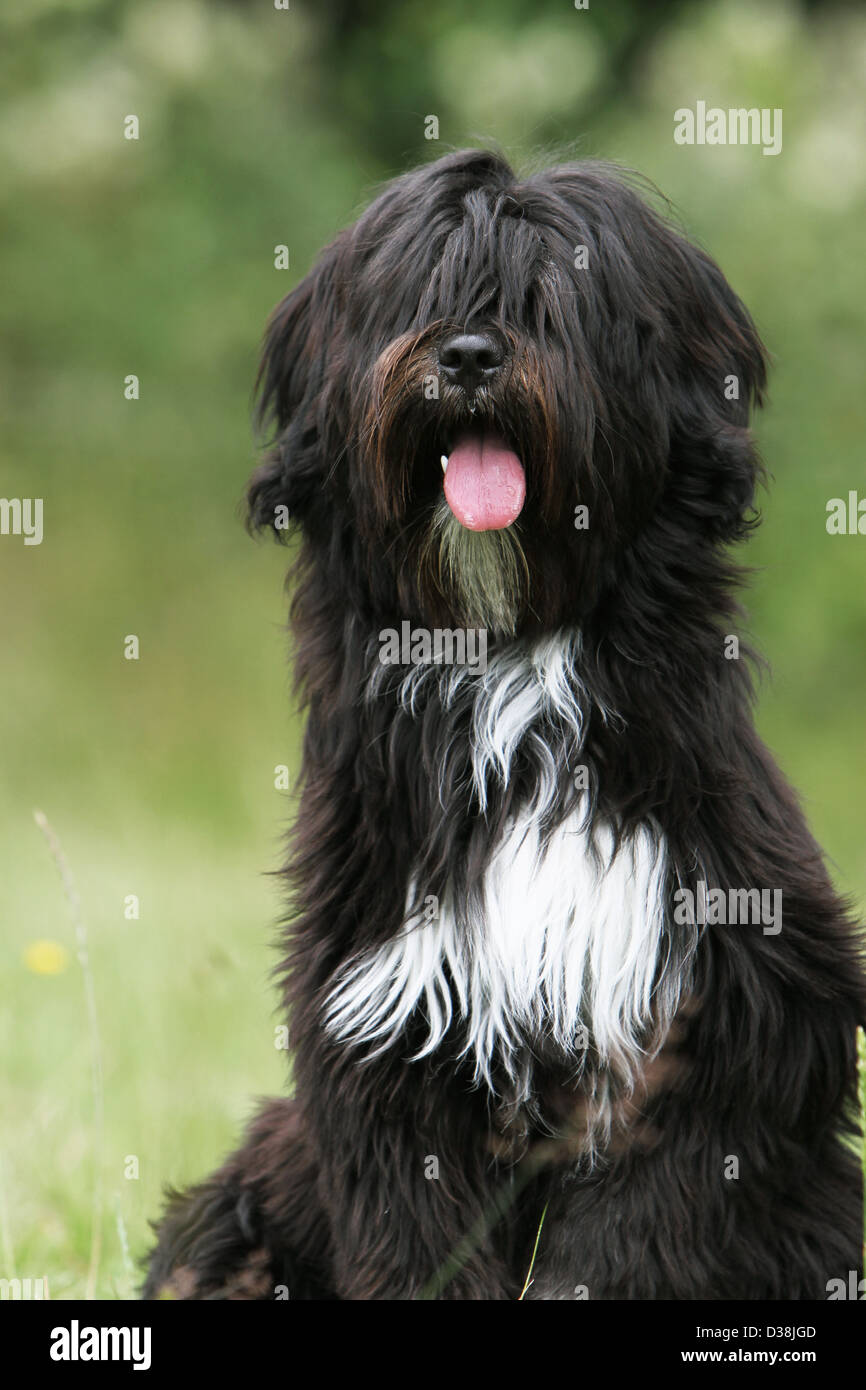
249,148 -> 767,642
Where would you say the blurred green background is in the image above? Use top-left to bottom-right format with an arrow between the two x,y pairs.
1,0 -> 865,1298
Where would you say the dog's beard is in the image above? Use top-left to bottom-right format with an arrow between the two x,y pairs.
419,498 -> 529,638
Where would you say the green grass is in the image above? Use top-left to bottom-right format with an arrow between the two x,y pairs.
2,811 -> 291,1298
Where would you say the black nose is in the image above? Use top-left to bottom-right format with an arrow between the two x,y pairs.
437,333 -> 504,391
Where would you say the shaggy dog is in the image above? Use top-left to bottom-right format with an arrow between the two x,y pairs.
145,149 -> 865,1300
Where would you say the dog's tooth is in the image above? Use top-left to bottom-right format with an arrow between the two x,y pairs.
441,454 -> 449,473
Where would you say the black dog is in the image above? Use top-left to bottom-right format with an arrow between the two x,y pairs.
146,149 -> 865,1300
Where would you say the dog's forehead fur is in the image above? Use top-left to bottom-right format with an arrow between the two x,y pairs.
339,151 -> 697,341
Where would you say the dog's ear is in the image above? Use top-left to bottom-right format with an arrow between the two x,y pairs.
656,228 -> 769,541
532,164 -> 769,541
247,243 -> 343,535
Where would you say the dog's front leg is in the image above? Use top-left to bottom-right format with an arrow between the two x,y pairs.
301,1054 -> 519,1300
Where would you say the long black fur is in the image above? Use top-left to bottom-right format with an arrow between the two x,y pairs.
145,149 -> 865,1300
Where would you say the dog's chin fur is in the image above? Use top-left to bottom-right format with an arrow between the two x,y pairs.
147,149 -> 866,1303
418,498 -> 529,637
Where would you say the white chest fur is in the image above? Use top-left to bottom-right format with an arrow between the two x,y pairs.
325,806 -> 670,1093
326,633 -> 679,1100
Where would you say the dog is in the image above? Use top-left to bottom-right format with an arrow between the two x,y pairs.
145,149 -> 865,1300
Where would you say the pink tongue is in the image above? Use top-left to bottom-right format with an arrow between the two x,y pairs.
443,433 -> 525,531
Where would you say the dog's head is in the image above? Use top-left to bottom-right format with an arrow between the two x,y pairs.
248,149 -> 767,639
